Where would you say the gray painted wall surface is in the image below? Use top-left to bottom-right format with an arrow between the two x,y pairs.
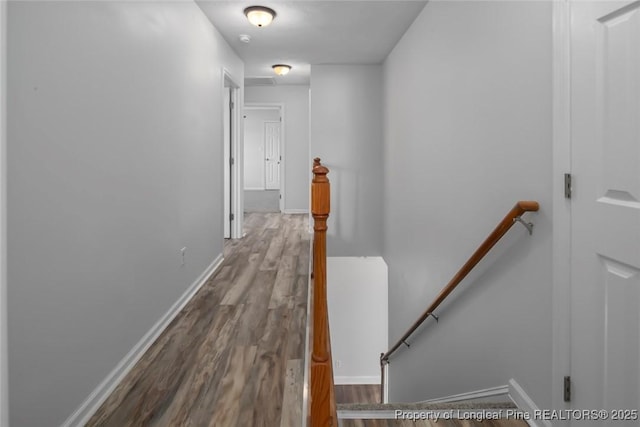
383,1 -> 553,407
7,2 -> 242,425
245,86 -> 309,211
310,65 -> 383,256
0,0 -> 7,424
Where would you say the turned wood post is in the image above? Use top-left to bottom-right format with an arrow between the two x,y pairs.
312,158 -> 330,362
310,158 -> 336,426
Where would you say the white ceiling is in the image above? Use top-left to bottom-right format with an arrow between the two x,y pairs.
196,1 -> 427,86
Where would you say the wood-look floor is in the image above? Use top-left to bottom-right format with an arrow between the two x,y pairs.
340,420 -> 529,427
335,385 -> 381,404
87,212 -> 310,427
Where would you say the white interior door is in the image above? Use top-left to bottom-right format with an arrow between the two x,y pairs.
264,121 -> 280,190
571,1 -> 640,424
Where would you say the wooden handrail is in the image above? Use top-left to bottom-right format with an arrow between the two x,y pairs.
309,158 -> 337,426
380,201 -> 539,369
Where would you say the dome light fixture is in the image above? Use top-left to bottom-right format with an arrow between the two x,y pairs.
244,6 -> 276,27
272,64 -> 292,76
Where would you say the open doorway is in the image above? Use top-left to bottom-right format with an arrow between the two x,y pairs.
223,71 -> 242,239
243,104 -> 284,213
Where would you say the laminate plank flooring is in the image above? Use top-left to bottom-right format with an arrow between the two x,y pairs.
87,213 -> 310,427
335,385 -> 381,405
340,420 -> 529,427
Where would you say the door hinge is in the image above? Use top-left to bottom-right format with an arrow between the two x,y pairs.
229,157 -> 234,166
230,100 -> 234,109
564,376 -> 571,402
564,173 -> 572,199
230,213 -> 235,221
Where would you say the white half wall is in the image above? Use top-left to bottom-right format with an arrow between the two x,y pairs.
383,0 -> 553,408
327,257 -> 388,384
310,65 -> 384,257
6,2 -> 242,425
245,86 -> 309,211
244,108 -> 280,190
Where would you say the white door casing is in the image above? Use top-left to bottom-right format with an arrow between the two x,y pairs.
264,121 -> 281,190
223,70 -> 242,239
570,2 -> 640,425
245,103 -> 285,212
223,87 -> 231,238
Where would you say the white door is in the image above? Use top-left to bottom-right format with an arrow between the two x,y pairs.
571,1 -> 640,424
264,121 -> 280,190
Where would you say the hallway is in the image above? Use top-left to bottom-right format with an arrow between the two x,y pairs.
1,0 -> 592,423
87,213 -> 310,426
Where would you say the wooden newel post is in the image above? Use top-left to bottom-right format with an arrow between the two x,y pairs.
310,158 -> 336,426
312,158 -> 330,362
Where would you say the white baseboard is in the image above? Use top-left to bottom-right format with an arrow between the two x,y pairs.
509,378 -> 551,427
283,209 -> 308,214
420,384 -> 510,404
334,375 -> 380,385
60,254 -> 224,427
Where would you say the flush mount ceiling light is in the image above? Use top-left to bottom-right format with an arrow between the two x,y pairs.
272,64 -> 292,76
244,6 -> 276,27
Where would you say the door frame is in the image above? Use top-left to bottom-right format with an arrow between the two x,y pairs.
555,2 -> 640,419
244,103 -> 285,212
1,0 -> 8,423
263,120 -> 281,191
551,0 -> 576,423
222,69 -> 243,239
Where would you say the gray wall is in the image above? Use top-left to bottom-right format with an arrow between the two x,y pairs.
383,1 -> 553,407
310,65 -> 383,256
0,0 -> 7,424
245,86 -> 310,212
7,2 -> 242,425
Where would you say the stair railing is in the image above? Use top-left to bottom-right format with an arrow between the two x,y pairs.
379,201 -> 540,401
309,158 -> 337,426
